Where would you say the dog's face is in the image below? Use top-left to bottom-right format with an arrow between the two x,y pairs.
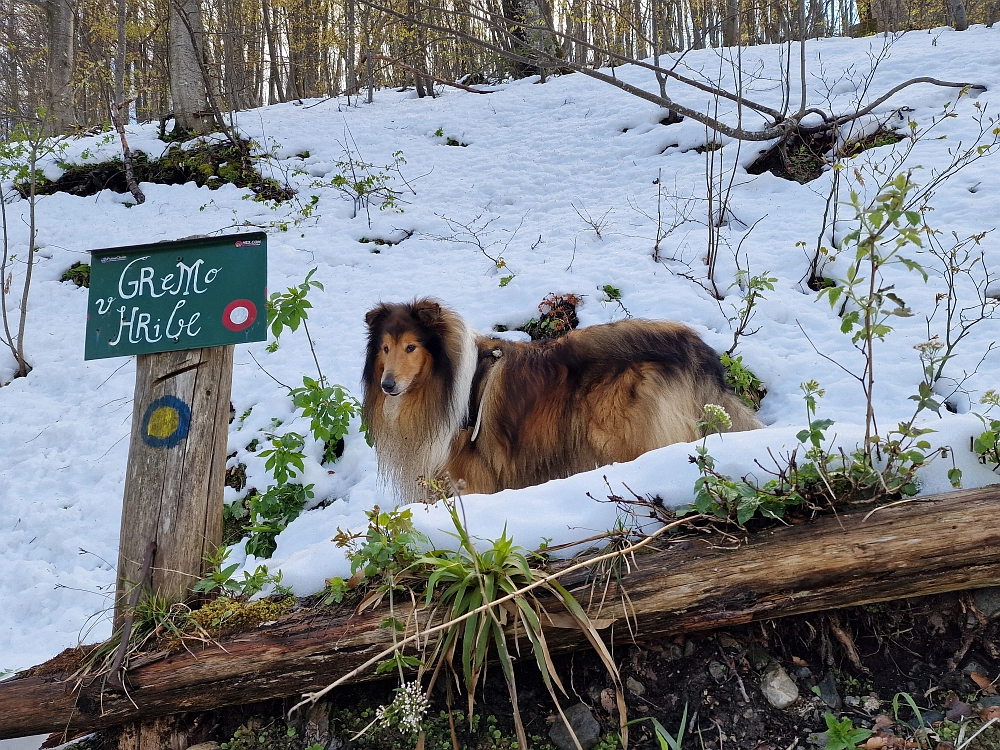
375,330 -> 431,396
365,300 -> 443,398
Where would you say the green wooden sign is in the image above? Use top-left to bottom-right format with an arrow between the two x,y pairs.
85,232 -> 267,360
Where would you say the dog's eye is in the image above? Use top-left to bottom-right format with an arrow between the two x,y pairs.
405,344 -> 416,353
383,345 -> 389,354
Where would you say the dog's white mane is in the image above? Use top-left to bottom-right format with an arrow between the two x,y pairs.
377,311 -> 478,503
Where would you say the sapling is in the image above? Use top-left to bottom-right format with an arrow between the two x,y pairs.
0,114 -> 67,378
232,269 -> 366,558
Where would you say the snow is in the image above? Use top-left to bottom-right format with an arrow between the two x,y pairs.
3,27 -> 1000,721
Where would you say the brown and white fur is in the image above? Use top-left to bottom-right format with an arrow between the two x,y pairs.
363,298 -> 761,503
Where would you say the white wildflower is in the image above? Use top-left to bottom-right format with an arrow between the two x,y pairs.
375,681 -> 429,734
702,403 -> 732,431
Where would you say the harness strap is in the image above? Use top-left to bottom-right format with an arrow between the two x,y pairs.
470,348 -> 502,443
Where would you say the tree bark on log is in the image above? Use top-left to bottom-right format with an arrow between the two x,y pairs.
3,485 -> 1000,740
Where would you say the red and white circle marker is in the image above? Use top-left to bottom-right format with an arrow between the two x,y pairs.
222,299 -> 257,332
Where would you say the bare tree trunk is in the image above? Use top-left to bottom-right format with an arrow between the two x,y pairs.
346,0 -> 356,95
169,0 -> 213,134
261,0 -> 284,104
951,0 -> 968,29
44,0 -> 75,134
723,0 -> 739,46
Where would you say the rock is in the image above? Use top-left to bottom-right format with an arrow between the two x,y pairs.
626,676 -> 646,696
974,587 -> 1000,619
817,672 -> 842,711
806,731 -> 828,747
718,633 -> 740,649
906,710 -> 944,728
796,666 -> 813,680
975,696 -> 1000,708
187,744 -> 221,750
761,664 -> 799,709
708,661 -> 728,680
748,647 -> 774,672
549,703 -> 602,750
945,700 -> 974,721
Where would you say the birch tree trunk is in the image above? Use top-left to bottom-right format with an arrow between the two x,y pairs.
169,0 -> 214,134
44,0 -> 75,134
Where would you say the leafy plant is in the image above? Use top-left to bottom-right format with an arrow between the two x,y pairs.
267,267 -> 323,340
973,390 -> 1000,472
412,492 -> 628,750
326,144 -> 408,227
721,353 -> 766,410
194,545 -> 288,598
819,172 -> 927,451
822,712 -> 873,750
290,377 -> 364,462
60,262 -> 90,288
258,431 -> 307,485
629,704 -> 687,750
244,483 -> 314,558
0,112 -> 68,378
335,505 -> 429,582
726,270 -> 777,355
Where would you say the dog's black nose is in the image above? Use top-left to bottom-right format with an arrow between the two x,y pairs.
381,376 -> 397,395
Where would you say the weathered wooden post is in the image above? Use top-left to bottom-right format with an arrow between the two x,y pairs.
84,233 -> 267,629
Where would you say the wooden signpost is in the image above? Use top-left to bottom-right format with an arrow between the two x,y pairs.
85,233 -> 267,629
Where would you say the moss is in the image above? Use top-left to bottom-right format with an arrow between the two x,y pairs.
329,707 -> 562,750
23,136 -> 295,202
221,718 -> 305,750
184,595 -> 294,642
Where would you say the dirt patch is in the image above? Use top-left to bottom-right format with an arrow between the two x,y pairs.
748,128 -> 904,184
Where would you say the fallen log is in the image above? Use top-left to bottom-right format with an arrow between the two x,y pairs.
3,485 -> 1000,740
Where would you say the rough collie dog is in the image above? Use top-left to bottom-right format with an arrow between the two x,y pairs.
363,299 -> 761,502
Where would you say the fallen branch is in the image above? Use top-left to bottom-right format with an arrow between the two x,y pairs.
373,56 -> 495,94
2,485 -> 1000,740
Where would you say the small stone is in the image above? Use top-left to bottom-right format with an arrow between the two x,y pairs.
906,710 -> 944,729
748,647 -> 774,672
973,587 -> 1000,619
796,666 -> 813,680
626,676 -> 646,696
962,660 -> 989,676
845,695 -> 861,707
806,731 -> 828,747
975,696 -> 1000,708
945,700 -> 974,721
709,661 -> 728,680
549,703 -> 602,750
761,664 -> 799,709
817,672 -> 842,711
718,633 -> 740,649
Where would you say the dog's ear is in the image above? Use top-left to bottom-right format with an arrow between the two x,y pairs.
413,299 -> 442,327
365,304 -> 389,329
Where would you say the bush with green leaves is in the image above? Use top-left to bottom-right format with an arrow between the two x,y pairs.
194,545 -> 288,598
973,390 -> 1000,472
323,505 -> 430,605
228,269 -> 367,559
721,353 -> 766,410
244,483 -> 314,558
323,143 -> 408,227
687,174 -> 975,528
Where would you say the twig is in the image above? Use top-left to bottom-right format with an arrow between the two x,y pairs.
108,541 -> 157,686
